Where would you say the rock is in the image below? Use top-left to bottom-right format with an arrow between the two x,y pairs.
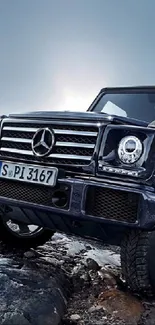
88,270 -> 98,281
86,258 -> 100,271
139,306 -> 155,325
24,251 -> 36,259
85,245 -> 92,250
97,270 -> 117,287
70,313 -> 81,321
72,265 -> 81,275
92,278 -> 100,286
1,312 -> 31,325
88,305 -> 103,313
72,264 -> 85,276
39,256 -> 62,266
0,257 -> 68,325
80,272 -> 91,282
98,288 -> 144,324
95,319 -> 107,325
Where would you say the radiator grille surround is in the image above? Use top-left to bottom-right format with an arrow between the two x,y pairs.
0,119 -> 99,166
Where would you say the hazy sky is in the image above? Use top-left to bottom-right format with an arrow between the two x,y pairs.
0,0 -> 155,114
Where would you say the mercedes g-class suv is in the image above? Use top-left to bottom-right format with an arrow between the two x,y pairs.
0,86 -> 155,294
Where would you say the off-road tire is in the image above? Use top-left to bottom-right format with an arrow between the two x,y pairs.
0,216 -> 54,249
121,229 -> 155,295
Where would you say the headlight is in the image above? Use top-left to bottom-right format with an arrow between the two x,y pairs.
118,136 -> 143,164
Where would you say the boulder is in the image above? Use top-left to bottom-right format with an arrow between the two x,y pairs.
0,257 -> 68,325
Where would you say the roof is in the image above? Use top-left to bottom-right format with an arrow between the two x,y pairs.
100,86 -> 155,93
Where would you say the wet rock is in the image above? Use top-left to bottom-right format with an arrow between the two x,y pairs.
0,257 -> 68,325
72,264 -> 85,276
95,319 -> 107,325
97,269 -> 117,287
91,278 -> 100,287
86,258 -> 100,271
88,305 -> 103,313
80,272 -> 91,282
88,268 -> 101,283
1,312 -> 31,325
24,250 -> 36,259
139,305 -> 155,325
85,245 -> 92,250
39,256 -> 63,266
70,314 -> 81,321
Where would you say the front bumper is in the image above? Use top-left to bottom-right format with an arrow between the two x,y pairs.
0,177 -> 155,244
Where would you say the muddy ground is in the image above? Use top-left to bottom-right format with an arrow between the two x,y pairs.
1,233 -> 155,325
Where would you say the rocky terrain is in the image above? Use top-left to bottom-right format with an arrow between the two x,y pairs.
0,233 -> 155,324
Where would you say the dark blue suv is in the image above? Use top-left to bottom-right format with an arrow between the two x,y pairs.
0,86 -> 155,294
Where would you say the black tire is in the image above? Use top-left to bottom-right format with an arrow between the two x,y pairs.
0,216 -> 54,249
121,229 -> 155,295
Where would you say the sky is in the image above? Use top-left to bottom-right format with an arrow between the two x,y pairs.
0,0 -> 155,114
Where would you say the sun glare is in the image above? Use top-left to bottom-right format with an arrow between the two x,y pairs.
56,90 -> 94,112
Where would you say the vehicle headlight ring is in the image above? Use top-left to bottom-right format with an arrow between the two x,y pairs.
118,136 -> 143,164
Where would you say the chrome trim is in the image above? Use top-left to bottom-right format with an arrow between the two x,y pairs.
1,137 -> 95,149
3,118 -> 98,127
1,148 -> 91,160
56,142 -> 95,148
49,154 -> 91,160
54,130 -> 97,136
1,148 -> 33,155
1,118 -> 99,165
3,127 -> 38,132
2,137 -> 31,143
3,127 -> 97,137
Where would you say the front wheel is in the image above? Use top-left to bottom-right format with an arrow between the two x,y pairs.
0,215 -> 54,249
121,229 -> 155,295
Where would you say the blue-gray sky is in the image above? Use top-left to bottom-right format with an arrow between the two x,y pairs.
0,0 -> 155,114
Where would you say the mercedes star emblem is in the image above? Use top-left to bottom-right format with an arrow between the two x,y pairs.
32,128 -> 55,157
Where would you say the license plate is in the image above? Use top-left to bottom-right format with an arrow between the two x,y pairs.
0,161 -> 58,186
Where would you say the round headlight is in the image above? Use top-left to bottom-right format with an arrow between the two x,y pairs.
118,136 -> 143,164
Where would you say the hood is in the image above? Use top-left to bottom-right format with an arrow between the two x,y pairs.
8,110 -> 148,127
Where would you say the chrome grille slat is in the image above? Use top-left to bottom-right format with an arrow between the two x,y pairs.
2,137 -> 32,143
1,137 -> 95,148
3,126 -> 97,136
3,127 -> 38,132
0,148 -> 91,160
0,118 -> 99,166
56,142 -> 95,148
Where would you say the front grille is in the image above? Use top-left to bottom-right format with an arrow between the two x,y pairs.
0,119 -> 99,166
85,186 -> 139,223
0,179 -> 70,209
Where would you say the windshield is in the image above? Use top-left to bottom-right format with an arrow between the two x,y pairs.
91,92 -> 155,123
